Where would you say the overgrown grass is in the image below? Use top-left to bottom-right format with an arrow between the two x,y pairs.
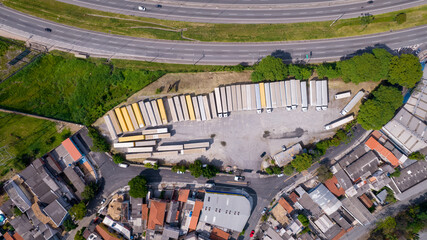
0,112 -> 68,175
3,0 -> 426,42
0,51 -> 165,125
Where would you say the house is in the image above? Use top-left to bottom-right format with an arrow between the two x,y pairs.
295,192 -> 323,219
166,201 -> 179,225
130,197 -> 143,234
178,189 -> 190,202
102,216 -> 131,239
107,194 -> 129,222
403,79 -> 427,122
341,197 -> 374,225
324,176 -> 345,197
161,226 -> 180,240
210,227 -> 230,240
43,199 -> 69,228
358,194 -> 373,209
271,202 -> 290,226
63,166 -> 86,199
308,184 -> 342,216
278,197 -> 294,214
189,200 -> 203,231
344,151 -> 379,182
61,138 -> 83,162
148,200 -> 167,230
273,143 -> 302,167
391,159 -> 427,200
365,137 -> 399,167
95,224 -> 120,240
3,180 -> 32,212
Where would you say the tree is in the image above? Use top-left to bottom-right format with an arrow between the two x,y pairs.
13,206 -> 22,216
316,165 -> 333,182
283,164 -> 294,175
372,48 -> 392,80
113,154 -> 124,164
63,217 -> 78,231
189,160 -> 203,178
202,165 -> 218,179
298,214 -> 309,227
75,229 -> 85,240
388,54 -> 423,88
69,202 -> 87,220
265,167 -> 274,175
316,63 -> 340,79
271,166 -> 282,175
357,85 -> 403,130
389,168 -> 401,178
408,151 -> 425,161
377,216 -> 396,235
172,164 -> 187,173
88,126 -> 110,152
291,153 -> 313,172
338,53 -> 383,83
251,56 -> 288,82
128,176 -> 148,198
81,182 -> 99,201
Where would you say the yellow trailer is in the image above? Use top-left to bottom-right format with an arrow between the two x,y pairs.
108,111 -> 122,134
185,95 -> 196,120
121,107 -> 135,132
132,103 -> 145,128
259,82 -> 267,108
156,98 -> 168,124
114,108 -> 129,132
118,134 -> 145,142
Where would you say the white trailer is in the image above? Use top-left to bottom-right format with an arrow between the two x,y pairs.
254,84 -> 262,114
324,115 -> 354,130
316,81 -> 323,111
180,95 -> 190,121
184,142 -> 210,149
144,101 -> 157,126
220,86 -> 228,117
197,95 -> 207,121
181,148 -> 207,155
126,153 -> 152,159
296,80 -> 301,109
279,81 -> 286,108
246,85 -> 252,110
173,96 -> 184,121
127,147 -> 153,153
192,96 -> 202,121
290,80 -> 298,110
104,115 -> 117,140
284,81 -> 292,111
250,84 -> 257,111
113,142 -> 135,148
241,85 -> 248,110
321,80 -> 328,110
236,85 -> 243,111
202,95 -> 212,120
226,85 -> 233,112
270,82 -> 278,109
167,98 -> 178,122
138,101 -> 151,127
273,82 -> 282,108
300,81 -> 308,112
335,91 -> 352,100
151,100 -> 162,125
157,144 -> 184,151
309,80 -> 316,107
214,88 -> 223,118
209,92 -> 218,119
231,85 -> 238,111
142,128 -> 168,135
135,140 -> 157,146
265,82 -> 272,113
340,90 -> 365,115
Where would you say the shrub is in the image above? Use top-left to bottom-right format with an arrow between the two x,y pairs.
88,126 -> 110,152
316,165 -> 333,182
144,163 -> 153,168
13,206 -> 22,216
155,87 -> 163,94
395,13 -> 406,24
271,166 -> 282,175
291,153 -> 313,172
298,214 -> 309,227
113,154 -> 125,164
408,151 -> 425,161
265,167 -> 274,175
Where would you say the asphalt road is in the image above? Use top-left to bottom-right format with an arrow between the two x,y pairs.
0,6 -> 426,65
57,0 -> 426,23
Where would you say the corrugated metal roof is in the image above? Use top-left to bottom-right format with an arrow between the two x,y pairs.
62,138 -> 82,161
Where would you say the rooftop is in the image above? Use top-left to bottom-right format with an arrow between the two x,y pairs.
178,189 -> 190,202
95,224 -> 120,240
309,184 -> 342,216
278,197 -> 294,214
393,159 -> 427,192
358,194 -> 373,208
271,202 -> 290,226
365,137 -> 399,167
345,151 -> 379,181
62,138 -> 83,162
210,227 -> 230,240
296,193 -> 323,219
189,200 -> 203,231
273,143 -> 302,167
341,197 -> 374,225
3,180 -> 32,212
63,166 -> 86,197
324,176 -> 345,197
148,200 -> 166,230
43,199 -> 68,227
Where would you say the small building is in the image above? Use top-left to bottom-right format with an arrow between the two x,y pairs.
61,138 -> 83,162
189,200 -> 203,231
63,166 -> 86,199
273,143 -> 302,167
178,189 -> 190,202
161,226 -> 180,240
271,202 -> 290,226
341,197 -> 374,225
3,180 -> 32,212
278,197 -> 294,214
365,137 -> 399,167
295,193 -> 323,219
324,176 -> 345,197
43,199 -> 69,228
308,184 -> 342,216
376,190 -> 388,205
344,151 -> 379,182
210,227 -> 230,240
148,200 -> 167,230
358,194 -> 373,209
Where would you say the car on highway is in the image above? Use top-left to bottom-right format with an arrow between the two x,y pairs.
250,230 -> 255,237
138,6 -> 146,11
44,28 -> 52,32
234,176 -> 245,181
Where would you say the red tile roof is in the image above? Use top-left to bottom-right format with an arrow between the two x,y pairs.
210,227 -> 230,240
365,137 -> 399,167
359,194 -> 373,208
4,232 -> 14,240
331,229 -> 346,240
371,130 -> 382,140
189,200 -> 204,231
142,204 -> 149,221
178,189 -> 190,202
62,138 -> 82,161
12,233 -> 24,240
278,197 -> 293,214
324,176 -> 345,197
148,201 -> 166,230
95,225 -> 120,240
289,192 -> 299,203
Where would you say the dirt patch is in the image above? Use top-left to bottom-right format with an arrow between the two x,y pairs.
126,71 -> 252,103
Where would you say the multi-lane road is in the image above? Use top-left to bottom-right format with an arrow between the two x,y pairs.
57,0 -> 426,23
0,6 -> 426,65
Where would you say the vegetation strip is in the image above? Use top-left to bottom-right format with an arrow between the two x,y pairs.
2,0 -> 426,42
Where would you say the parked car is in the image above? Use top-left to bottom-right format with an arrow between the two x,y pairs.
101,198 -> 106,204
138,6 -> 146,11
277,173 -> 284,177
260,152 -> 267,158
261,207 -> 268,215
44,28 -> 52,32
250,230 -> 255,237
156,4 -> 162,8
234,176 -> 245,181
118,163 -> 129,168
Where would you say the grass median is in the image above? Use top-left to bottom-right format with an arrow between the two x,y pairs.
2,0 -> 426,42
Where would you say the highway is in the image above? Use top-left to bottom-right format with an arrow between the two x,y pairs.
56,0 -> 426,23
0,6 -> 426,65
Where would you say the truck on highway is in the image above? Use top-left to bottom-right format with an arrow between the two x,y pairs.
316,81 -> 323,111
254,84 -> 262,114
340,90 -> 365,115
324,115 -> 354,130
214,87 -> 223,118
300,81 -> 308,112
321,80 -> 328,110
264,82 -> 272,113
284,81 -> 292,111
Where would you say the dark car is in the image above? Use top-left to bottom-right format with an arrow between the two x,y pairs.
156,4 -> 162,8
260,152 -> 267,158
44,28 -> 52,32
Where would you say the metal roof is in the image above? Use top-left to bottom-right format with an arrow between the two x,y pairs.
308,184 -> 342,216
345,151 -> 379,181
43,199 -> 68,227
199,192 -> 251,232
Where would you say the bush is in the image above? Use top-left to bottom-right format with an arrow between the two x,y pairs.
271,166 -> 282,175
144,163 -> 153,168
359,14 -> 374,25
395,13 -> 407,24
112,154 -> 125,164
189,160 -> 203,178
155,87 -> 163,94
265,167 -> 274,175
88,127 -> 110,152
153,163 -> 159,170
128,176 -> 148,198
172,164 -> 187,173
291,153 -> 313,172
298,214 -> 309,227
251,55 -> 288,82
0,39 -> 10,57
75,229 -> 85,240
202,165 -> 218,179
408,151 -> 425,161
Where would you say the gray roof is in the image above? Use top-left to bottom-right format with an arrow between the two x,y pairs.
166,201 -> 179,224
335,169 -> 353,191
329,210 -> 353,230
161,226 -> 180,240
393,159 -> 427,192
63,166 -> 86,196
19,162 -> 60,199
44,154 -> 62,175
345,151 -> 379,181
43,199 -> 68,227
324,224 -> 343,240
376,190 -> 388,204
10,214 -> 34,240
297,194 -> 323,218
4,180 -> 32,212
265,227 -> 283,240
0,199 -> 14,218
341,197 -> 374,225
404,79 -> 427,122
199,191 -> 251,232
308,184 -> 342,216
338,145 -> 368,168
130,197 -> 142,219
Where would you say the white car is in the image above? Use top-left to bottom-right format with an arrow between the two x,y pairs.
138,6 -> 146,11
118,163 -> 129,168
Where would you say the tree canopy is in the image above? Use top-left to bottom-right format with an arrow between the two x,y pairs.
316,165 -> 333,183
68,202 -> 87,220
408,151 -> 425,161
357,85 -> 403,130
291,153 -> 313,172
128,176 -> 148,198
189,160 -> 203,178
298,214 -> 309,227
251,56 -> 288,82
338,52 -> 385,83
81,182 -> 99,202
388,54 -> 423,88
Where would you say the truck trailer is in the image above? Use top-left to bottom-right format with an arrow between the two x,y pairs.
180,95 -> 190,121
144,101 -> 157,126
340,90 -> 365,115
335,91 -> 351,100
150,100 -> 163,125
173,96 -> 184,121
226,85 -> 233,112
321,80 -> 328,110
300,81 -> 308,112
290,80 -> 298,110
309,80 -> 316,107
167,98 -> 178,123
324,115 -> 354,130
279,81 -> 286,108
241,85 -> 248,110
214,88 -> 223,118
270,82 -> 278,109
185,95 -> 196,121
284,81 -> 292,111
202,95 -> 212,120
264,82 -> 272,113
191,96 -> 201,121
220,86 -> 228,117
138,101 -> 151,127
156,98 -> 168,124
254,84 -> 262,114
236,85 -> 243,111
208,92 -> 218,119
316,81 -> 323,111
132,103 -> 145,128
259,82 -> 267,108
142,128 -> 168,135
197,95 -> 207,121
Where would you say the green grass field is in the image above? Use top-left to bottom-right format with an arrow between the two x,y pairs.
0,51 -> 165,125
3,0 -> 426,42
0,112 -> 69,176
